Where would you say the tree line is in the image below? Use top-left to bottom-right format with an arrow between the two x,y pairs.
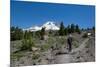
11,22 -> 94,41
10,26 -> 33,41
58,22 -> 81,36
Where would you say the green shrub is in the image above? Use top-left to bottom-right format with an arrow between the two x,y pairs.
11,52 -> 23,61
60,37 -> 66,45
85,44 -> 89,48
82,33 -> 88,38
73,43 -> 79,48
47,37 -> 54,45
20,38 -> 35,51
41,44 -> 51,51
24,31 -> 33,39
32,53 -> 40,60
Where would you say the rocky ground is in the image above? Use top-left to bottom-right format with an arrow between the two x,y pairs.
54,37 -> 95,64
10,33 -> 95,67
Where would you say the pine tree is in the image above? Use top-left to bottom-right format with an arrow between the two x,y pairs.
75,24 -> 81,34
92,26 -> 95,35
35,31 -> 41,38
67,25 -> 71,34
59,22 -> 65,36
40,27 -> 45,40
24,31 -> 33,39
92,26 -> 95,31
70,24 -> 75,33
11,26 -> 23,41
64,27 -> 68,35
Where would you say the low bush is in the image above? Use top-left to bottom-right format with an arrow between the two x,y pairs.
40,44 -> 51,51
11,52 -> 23,61
73,43 -> 79,48
32,53 -> 40,60
82,33 -> 88,38
20,38 -> 35,51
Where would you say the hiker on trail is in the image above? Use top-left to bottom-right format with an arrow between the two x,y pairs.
67,34 -> 73,52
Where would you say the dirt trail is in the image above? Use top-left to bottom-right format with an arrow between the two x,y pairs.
54,38 -> 89,64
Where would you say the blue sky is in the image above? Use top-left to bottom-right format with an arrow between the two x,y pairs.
11,0 -> 95,29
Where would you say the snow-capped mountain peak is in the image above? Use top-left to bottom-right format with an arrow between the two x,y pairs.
43,21 -> 55,26
42,21 -> 59,30
23,21 -> 60,31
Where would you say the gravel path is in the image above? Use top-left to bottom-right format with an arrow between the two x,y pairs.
54,38 -> 89,64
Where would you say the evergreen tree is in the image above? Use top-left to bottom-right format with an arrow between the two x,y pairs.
70,24 -> 75,33
75,24 -> 81,34
59,22 -> 65,36
92,26 -> 95,35
67,25 -> 71,34
11,26 -> 23,41
40,27 -> 45,40
81,28 -> 84,31
11,26 -> 15,32
64,27 -> 68,35
24,31 -> 33,39
35,30 -> 41,38
92,26 -> 95,31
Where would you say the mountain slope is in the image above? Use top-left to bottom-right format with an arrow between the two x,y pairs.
23,21 -> 60,31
